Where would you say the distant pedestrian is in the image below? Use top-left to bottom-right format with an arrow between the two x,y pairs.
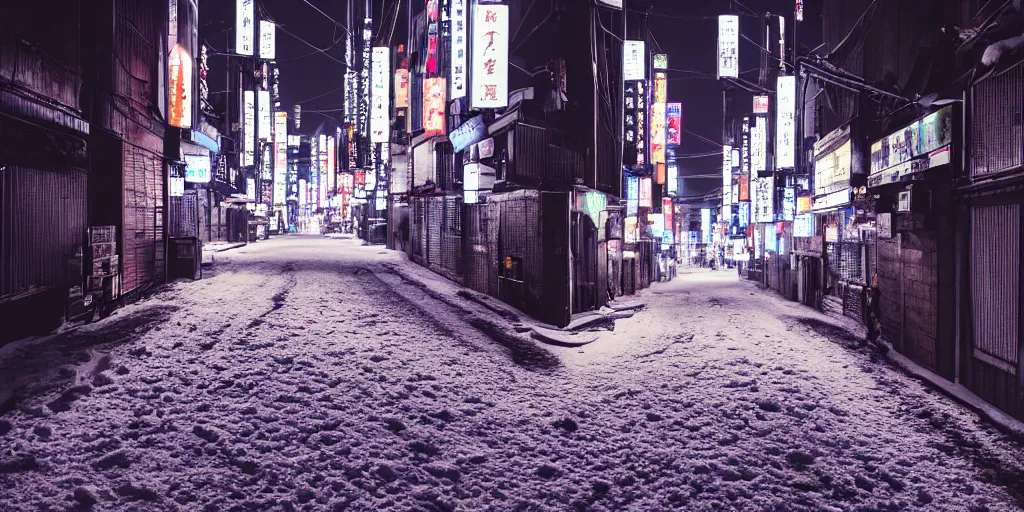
862,273 -> 883,349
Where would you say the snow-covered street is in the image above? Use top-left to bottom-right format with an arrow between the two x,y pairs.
2,235 -> 1023,511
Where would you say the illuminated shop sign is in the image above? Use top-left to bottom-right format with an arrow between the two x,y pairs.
257,90 -> 271,141
168,44 -> 193,129
184,154 -> 210,183
776,75 -> 796,169
242,90 -> 255,166
450,0 -> 467,99
718,15 -> 739,78
624,40 -> 645,81
235,0 -> 254,56
471,4 -> 509,109
722,145 -> 732,205
752,115 -> 767,173
650,102 -> 666,165
370,47 -> 391,143
869,106 -> 953,187
259,20 -> 275,59
667,103 -> 682,146
653,54 -> 668,70
813,127 -> 852,210
626,176 -> 639,216
423,77 -> 447,136
753,95 -> 769,114
639,177 -> 652,208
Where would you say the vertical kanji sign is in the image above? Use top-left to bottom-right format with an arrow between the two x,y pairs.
471,4 -> 508,109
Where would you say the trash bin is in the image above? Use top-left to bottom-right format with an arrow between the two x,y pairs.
168,237 -> 201,280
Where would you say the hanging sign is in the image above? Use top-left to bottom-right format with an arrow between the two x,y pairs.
242,90 -> 255,166
639,177 -> 653,208
666,103 -> 682,146
626,176 -> 639,216
718,15 -> 739,78
423,77 -> 447,136
450,115 -> 487,153
235,0 -> 254,56
624,40 -> 645,81
259,21 -> 275,59
371,47 -> 391,143
471,4 -> 509,109
722,145 -> 733,205
753,95 -> 770,114
257,90 -> 271,141
752,115 -> 767,173
168,44 -> 193,129
395,69 -> 410,108
653,54 -> 668,70
650,102 -> 666,165
776,75 -> 796,169
450,0 -> 467,99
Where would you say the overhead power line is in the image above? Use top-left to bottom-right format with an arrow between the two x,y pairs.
298,0 -> 350,35
274,22 -> 346,65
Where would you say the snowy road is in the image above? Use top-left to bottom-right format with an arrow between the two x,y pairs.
1,235 -> 1023,511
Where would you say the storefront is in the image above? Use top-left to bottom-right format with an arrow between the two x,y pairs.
810,124 -> 870,317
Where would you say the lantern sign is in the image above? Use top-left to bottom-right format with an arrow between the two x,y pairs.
370,47 -> 391,143
168,44 -> 193,129
471,4 -> 509,109
235,0 -> 254,56
718,15 -> 739,78
423,77 -> 447,137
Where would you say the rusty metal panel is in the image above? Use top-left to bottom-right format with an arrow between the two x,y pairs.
0,166 -> 87,299
121,144 -> 164,295
971,62 -> 1024,178
970,204 -> 1020,366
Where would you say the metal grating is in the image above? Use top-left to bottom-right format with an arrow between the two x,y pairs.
971,61 -> 1024,178
0,166 -> 87,299
970,203 -> 1020,365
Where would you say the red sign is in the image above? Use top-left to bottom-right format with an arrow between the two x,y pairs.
738,175 -> 750,202
423,77 -> 447,136
753,96 -> 770,114
354,170 -> 366,187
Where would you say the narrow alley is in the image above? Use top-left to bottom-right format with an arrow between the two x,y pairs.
1,236 -> 1022,511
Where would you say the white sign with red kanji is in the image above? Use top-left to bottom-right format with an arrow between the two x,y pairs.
471,4 -> 508,109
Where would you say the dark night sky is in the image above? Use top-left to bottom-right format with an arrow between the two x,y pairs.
202,0 -> 819,193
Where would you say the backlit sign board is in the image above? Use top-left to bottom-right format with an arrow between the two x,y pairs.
722,145 -> 733,205
370,47 -> 391,143
650,102 -> 666,165
168,45 -> 193,129
259,20 -> 275,59
667,103 -> 682,146
639,177 -> 652,208
471,4 -> 509,108
654,54 -> 668,70
626,176 -> 639,216
776,75 -> 796,169
718,15 -> 739,78
753,95 -> 769,114
423,78 -> 447,136
184,154 -> 210,183
242,90 -> 255,166
752,115 -> 767,173
450,0 -> 467,99
257,90 -> 270,141
235,0 -> 254,56
624,40 -> 645,81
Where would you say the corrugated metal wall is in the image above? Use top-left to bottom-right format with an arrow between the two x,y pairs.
0,166 -> 87,298
970,203 -> 1020,367
121,144 -> 164,294
971,62 -> 1024,178
512,124 -> 586,186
